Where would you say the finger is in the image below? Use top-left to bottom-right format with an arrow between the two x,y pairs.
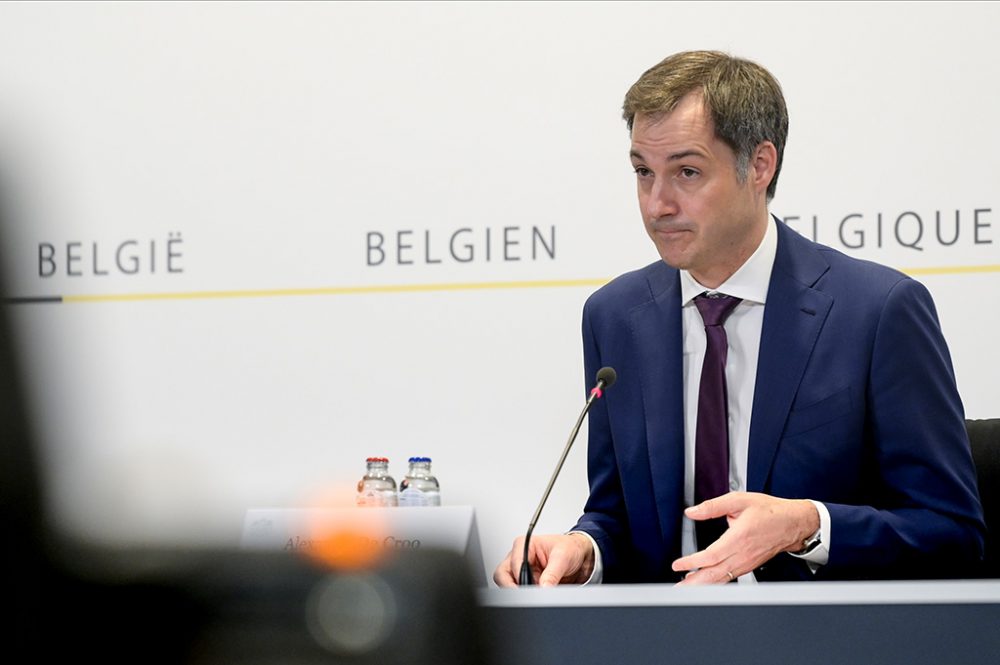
672,548 -> 725,573
493,568 -> 518,587
676,565 -> 735,586
495,539 -> 528,586
685,492 -> 746,521
493,552 -> 518,587
671,536 -> 731,573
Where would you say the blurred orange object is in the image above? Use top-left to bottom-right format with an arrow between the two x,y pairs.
299,485 -> 390,571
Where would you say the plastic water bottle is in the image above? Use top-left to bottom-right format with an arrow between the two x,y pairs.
398,457 -> 441,507
356,457 -> 398,507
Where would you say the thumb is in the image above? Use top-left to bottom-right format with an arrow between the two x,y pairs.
537,566 -> 567,587
536,548 -> 574,587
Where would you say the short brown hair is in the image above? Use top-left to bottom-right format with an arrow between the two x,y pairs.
623,51 -> 788,201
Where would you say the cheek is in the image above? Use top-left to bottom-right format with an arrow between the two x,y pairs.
636,188 -> 651,217
686,188 -> 729,229
642,218 -> 658,242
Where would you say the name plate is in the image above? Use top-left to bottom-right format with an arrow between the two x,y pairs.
241,505 -> 486,585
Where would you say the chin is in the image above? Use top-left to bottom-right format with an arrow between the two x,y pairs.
654,246 -> 691,270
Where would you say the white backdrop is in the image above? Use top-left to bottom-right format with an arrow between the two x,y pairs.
0,2 -> 997,581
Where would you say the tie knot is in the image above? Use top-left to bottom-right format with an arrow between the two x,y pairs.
694,292 -> 742,327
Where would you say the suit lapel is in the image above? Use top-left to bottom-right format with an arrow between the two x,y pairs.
747,221 -> 833,492
629,265 -> 685,554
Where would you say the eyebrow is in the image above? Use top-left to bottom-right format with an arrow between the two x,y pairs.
629,148 -> 707,162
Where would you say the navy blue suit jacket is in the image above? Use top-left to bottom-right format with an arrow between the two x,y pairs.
572,218 -> 985,582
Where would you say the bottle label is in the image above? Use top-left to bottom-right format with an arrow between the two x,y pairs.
398,487 -> 441,507
356,488 -> 398,507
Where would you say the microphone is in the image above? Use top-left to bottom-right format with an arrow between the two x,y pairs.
519,366 -> 617,585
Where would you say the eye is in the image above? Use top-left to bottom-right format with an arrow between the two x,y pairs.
633,166 -> 653,178
679,167 -> 700,179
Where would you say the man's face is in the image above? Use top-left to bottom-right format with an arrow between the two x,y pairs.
630,93 -> 769,288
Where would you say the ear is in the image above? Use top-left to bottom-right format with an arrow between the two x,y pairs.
750,141 -> 778,195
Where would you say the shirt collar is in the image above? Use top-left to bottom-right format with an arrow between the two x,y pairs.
680,214 -> 778,306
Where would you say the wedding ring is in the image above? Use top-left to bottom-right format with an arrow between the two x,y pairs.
725,570 -> 735,582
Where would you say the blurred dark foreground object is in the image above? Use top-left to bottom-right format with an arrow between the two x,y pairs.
23,543 -> 491,664
3,349 -> 490,664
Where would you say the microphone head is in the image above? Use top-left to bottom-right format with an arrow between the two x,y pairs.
596,366 -> 617,389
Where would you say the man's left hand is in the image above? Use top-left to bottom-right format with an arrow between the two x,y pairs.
672,492 -> 819,585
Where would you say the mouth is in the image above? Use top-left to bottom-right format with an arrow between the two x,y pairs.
650,224 -> 693,239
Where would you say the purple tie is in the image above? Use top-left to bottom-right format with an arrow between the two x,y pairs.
693,292 -> 742,550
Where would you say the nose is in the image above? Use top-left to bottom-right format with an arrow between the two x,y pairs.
644,179 -> 678,221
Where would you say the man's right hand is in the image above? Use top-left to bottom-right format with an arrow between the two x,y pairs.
493,532 -> 595,587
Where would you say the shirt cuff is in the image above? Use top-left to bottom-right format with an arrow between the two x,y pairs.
568,530 -> 603,584
788,500 -> 831,572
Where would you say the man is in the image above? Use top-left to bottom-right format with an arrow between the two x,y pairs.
494,51 -> 985,586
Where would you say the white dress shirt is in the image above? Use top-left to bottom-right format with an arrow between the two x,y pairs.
578,217 -> 830,584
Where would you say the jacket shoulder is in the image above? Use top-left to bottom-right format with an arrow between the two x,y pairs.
777,219 -> 913,296
584,260 -> 674,316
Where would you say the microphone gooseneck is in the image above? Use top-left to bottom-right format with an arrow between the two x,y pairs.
518,367 -> 617,585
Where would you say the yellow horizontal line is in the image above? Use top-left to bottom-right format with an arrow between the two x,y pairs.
48,264 -> 1000,304
61,278 -> 611,303
902,264 -> 1000,276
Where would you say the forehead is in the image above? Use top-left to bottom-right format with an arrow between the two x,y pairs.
630,93 -> 717,156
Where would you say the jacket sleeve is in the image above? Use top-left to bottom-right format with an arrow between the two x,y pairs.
822,277 -> 985,577
570,294 -> 633,577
